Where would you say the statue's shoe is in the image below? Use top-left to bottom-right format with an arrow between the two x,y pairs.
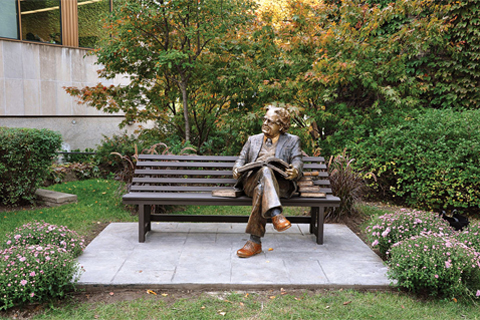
237,240 -> 262,258
272,214 -> 291,232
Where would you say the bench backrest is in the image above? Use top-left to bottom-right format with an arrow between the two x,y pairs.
130,154 -> 332,194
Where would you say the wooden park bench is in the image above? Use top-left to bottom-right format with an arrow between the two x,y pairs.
122,154 -> 340,244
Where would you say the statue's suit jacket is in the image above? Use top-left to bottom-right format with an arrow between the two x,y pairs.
233,133 -> 303,198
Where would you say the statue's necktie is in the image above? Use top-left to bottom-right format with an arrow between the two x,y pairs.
265,138 -> 272,147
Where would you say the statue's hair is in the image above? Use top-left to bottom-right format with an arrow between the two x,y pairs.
265,105 -> 291,133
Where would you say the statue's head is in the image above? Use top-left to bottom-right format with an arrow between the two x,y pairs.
262,106 -> 291,138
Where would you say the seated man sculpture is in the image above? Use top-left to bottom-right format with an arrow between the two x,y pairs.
233,106 -> 303,258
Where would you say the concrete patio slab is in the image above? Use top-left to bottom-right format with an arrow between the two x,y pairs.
76,222 -> 391,291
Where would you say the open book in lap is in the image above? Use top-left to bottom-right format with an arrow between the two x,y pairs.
236,157 -> 290,178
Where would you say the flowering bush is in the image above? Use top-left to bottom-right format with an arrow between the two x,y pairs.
0,244 -> 82,310
1,221 -> 85,258
387,233 -> 480,300
0,222 -> 85,310
366,209 -> 454,256
457,221 -> 480,254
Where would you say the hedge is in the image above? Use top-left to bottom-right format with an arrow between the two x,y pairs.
0,127 -> 62,205
352,109 -> 480,212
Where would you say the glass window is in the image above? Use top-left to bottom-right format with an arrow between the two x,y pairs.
0,0 -> 19,39
78,0 -> 110,48
20,0 -> 62,44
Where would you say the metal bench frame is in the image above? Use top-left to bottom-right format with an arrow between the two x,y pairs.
123,155 -> 340,244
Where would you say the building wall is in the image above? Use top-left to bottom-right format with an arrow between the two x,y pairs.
0,39 -> 149,150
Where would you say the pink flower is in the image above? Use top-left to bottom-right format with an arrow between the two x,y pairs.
445,261 -> 452,269
6,240 -> 11,245
19,257 -> 26,262
30,292 -> 35,298
20,279 -> 27,286
476,290 -> 480,297
14,235 -> 21,240
30,271 -> 36,277
435,275 -> 439,279
371,240 -> 379,247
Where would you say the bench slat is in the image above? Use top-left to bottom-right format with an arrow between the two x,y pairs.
132,177 -> 237,184
135,161 -> 326,170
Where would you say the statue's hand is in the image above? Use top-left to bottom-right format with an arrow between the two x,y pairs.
285,166 -> 298,180
233,167 -> 241,180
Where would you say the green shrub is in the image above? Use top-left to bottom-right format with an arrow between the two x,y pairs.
352,109 -> 480,212
0,128 -> 62,206
94,130 -> 165,173
367,209 -> 454,257
387,233 -> 480,300
49,162 -> 101,184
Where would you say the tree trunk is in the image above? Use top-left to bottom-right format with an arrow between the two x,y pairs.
179,82 -> 191,142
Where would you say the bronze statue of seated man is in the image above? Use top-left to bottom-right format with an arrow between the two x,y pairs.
233,106 -> 303,258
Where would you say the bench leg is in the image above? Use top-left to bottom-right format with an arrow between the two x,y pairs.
316,207 -> 324,245
309,207 -> 316,234
138,204 -> 151,243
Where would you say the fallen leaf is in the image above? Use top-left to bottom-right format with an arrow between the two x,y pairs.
325,306 -> 330,309
200,306 -> 206,310
94,315 -> 100,319
280,288 -> 287,295
239,302 -> 244,306
244,293 -> 249,298
269,296 -> 276,300
224,300 -> 233,304
294,297 -> 302,301
161,293 -> 168,297
146,290 -> 157,295
102,192 -> 106,194
218,310 -> 226,316
268,248 -> 274,251
453,298 -> 458,303
343,301 -> 352,305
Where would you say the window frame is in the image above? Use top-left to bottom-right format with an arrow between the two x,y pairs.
0,0 -> 113,48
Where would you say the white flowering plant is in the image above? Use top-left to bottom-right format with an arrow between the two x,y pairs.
387,233 -> 480,300
0,222 -> 85,310
1,221 -> 85,258
366,209 -> 454,257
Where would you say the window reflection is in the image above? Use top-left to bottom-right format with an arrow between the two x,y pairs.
21,0 -> 62,44
0,0 -> 19,39
78,0 -> 110,48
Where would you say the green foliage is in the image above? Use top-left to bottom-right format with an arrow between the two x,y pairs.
0,222 -> 84,310
425,0 -> 480,109
0,127 -> 62,206
66,0 -> 258,146
352,109 -> 480,212
326,151 -> 370,222
48,162 -> 101,184
94,130 -> 163,172
367,209 -> 454,257
259,0 -> 450,157
387,233 -> 480,300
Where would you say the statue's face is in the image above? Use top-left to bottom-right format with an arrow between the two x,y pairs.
262,109 -> 281,138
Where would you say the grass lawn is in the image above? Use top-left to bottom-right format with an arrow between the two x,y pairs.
1,179 -> 479,319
